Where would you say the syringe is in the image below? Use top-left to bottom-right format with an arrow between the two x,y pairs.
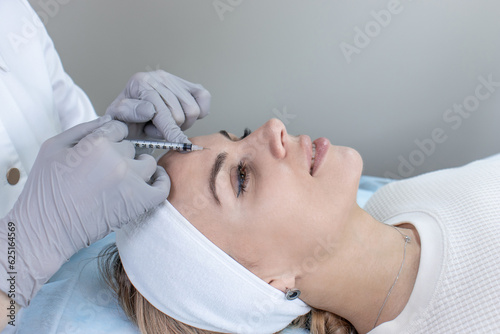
127,139 -> 204,152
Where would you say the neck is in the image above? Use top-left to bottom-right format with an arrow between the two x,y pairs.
298,206 -> 421,334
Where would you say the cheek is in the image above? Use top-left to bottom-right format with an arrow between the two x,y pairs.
250,173 -> 313,243
252,164 -> 353,245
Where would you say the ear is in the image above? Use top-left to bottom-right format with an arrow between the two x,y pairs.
267,274 -> 297,293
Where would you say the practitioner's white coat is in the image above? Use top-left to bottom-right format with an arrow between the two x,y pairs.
0,0 -> 96,217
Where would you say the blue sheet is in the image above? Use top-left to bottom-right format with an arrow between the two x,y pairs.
15,175 -> 392,334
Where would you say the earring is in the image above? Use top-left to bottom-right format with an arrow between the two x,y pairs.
285,288 -> 301,300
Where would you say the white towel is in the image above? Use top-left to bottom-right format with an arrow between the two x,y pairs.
116,201 -> 310,333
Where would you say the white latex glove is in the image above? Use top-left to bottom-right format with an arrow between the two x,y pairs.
0,116 -> 170,307
106,70 -> 211,143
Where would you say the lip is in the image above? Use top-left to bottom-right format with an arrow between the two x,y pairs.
300,135 -> 313,173
311,137 -> 330,176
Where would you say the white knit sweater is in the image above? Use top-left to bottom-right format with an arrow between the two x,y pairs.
364,156 -> 500,333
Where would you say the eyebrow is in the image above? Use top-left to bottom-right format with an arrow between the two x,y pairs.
209,152 -> 228,206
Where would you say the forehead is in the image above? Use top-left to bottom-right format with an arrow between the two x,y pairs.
163,132 -> 227,174
161,132 -> 231,210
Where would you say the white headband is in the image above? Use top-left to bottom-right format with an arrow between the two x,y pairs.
115,201 -> 310,333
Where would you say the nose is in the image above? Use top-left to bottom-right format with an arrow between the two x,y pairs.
261,118 -> 287,159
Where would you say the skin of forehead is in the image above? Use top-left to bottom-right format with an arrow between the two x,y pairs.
163,133 -> 233,212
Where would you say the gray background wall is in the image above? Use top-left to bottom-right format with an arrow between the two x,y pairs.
28,0 -> 500,178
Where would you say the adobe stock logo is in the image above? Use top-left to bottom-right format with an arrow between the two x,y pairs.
384,74 -> 500,179
339,0 -> 408,64
213,0 -> 243,21
8,0 -> 73,53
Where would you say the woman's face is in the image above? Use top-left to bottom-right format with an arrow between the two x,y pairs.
158,119 -> 363,287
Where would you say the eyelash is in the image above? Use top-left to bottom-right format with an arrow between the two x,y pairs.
241,128 -> 251,139
237,161 -> 250,197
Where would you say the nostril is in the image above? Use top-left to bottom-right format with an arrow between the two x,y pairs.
264,118 -> 287,159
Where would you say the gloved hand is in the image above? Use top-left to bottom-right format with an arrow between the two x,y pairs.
106,70 -> 211,143
0,116 -> 170,307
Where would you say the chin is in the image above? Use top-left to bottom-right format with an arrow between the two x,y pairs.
336,145 -> 362,166
335,145 -> 364,181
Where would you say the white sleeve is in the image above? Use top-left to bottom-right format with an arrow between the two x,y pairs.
20,0 -> 98,130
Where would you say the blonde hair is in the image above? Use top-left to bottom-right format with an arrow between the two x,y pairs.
98,244 -> 356,334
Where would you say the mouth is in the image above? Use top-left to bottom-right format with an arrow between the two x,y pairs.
310,138 -> 330,176
301,135 -> 328,176
309,143 -> 316,175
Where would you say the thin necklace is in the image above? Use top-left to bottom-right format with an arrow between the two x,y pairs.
372,225 -> 411,329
